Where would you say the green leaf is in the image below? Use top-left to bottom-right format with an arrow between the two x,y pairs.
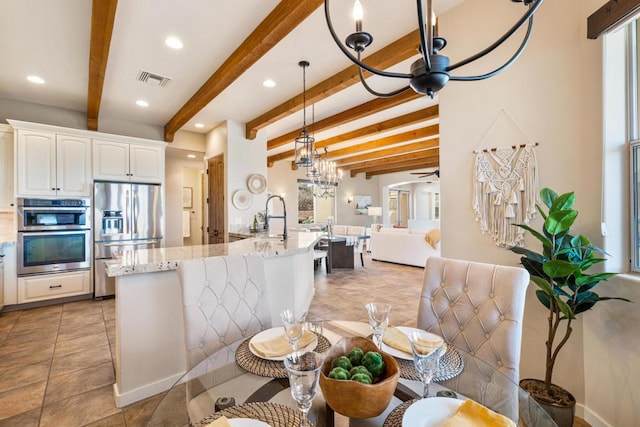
550,192 -> 576,212
536,204 -> 548,221
514,224 -> 553,249
521,258 -> 546,278
510,246 -> 546,263
544,210 -> 578,236
543,260 -> 579,279
540,188 -> 558,209
597,296 -> 633,303
535,290 -> 551,309
555,297 -> 575,319
576,272 -> 617,286
531,275 -> 555,295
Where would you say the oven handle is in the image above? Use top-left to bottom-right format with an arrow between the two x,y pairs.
19,206 -> 89,212
19,230 -> 90,237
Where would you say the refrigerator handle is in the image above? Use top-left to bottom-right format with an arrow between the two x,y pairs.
133,189 -> 138,234
125,189 -> 131,236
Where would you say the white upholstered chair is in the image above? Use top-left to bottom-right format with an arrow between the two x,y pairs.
417,256 -> 529,383
177,255 -> 272,371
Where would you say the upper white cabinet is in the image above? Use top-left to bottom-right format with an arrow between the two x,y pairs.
0,125 -> 14,209
93,139 -> 164,183
16,130 -> 91,197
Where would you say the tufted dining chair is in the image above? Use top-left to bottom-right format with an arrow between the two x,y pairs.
417,256 -> 529,383
177,255 -> 272,371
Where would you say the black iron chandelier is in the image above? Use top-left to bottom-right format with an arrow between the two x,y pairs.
294,60 -> 316,168
324,0 -> 544,98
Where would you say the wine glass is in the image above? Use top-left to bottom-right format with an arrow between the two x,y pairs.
280,309 -> 307,353
365,302 -> 391,349
284,351 -> 324,427
407,330 -> 444,399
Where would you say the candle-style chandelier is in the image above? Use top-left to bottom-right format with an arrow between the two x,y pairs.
324,0 -> 544,98
307,147 -> 343,199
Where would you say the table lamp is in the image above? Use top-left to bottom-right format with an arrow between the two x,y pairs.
367,206 -> 382,226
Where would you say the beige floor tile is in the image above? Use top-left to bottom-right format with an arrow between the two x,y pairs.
39,384 -> 121,427
0,380 -> 46,421
9,318 -> 60,335
0,407 -> 41,427
0,333 -> 57,356
106,318 -> 116,345
57,320 -> 106,342
60,310 -> 105,328
0,342 -> 55,372
62,299 -> 103,313
53,331 -> 109,357
44,361 -> 115,405
84,412 -> 127,427
122,392 -> 166,427
49,343 -> 112,378
0,362 -> 50,394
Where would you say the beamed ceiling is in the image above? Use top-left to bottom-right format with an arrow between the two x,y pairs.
3,1 -> 492,179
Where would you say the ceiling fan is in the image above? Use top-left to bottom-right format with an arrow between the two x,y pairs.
410,169 -> 440,179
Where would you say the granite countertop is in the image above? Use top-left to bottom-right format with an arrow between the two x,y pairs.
105,231 -> 325,277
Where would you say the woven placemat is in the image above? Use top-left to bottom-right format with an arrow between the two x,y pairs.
195,402 -> 310,427
236,332 -> 331,378
396,344 -> 464,382
382,398 -> 420,427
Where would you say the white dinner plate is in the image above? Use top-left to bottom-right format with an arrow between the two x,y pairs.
227,418 -> 271,427
381,326 -> 443,360
248,327 -> 318,361
401,397 -> 463,427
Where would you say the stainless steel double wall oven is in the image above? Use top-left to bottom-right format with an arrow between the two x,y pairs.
17,198 -> 92,276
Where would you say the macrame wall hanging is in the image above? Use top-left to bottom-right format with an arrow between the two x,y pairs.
472,110 -> 539,248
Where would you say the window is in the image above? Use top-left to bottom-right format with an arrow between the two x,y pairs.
629,19 -> 640,270
298,182 -> 314,224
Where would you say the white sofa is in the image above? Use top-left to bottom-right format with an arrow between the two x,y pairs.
370,227 -> 440,267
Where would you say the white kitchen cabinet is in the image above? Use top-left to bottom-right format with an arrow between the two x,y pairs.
17,269 -> 90,304
1,242 -> 17,306
0,125 -> 14,209
16,130 -> 92,197
93,139 -> 164,183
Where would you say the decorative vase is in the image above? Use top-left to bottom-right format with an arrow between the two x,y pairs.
520,378 -> 576,427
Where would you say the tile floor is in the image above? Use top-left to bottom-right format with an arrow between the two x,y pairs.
0,255 -> 590,426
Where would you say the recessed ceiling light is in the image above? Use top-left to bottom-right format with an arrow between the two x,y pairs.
187,154 -> 197,159
165,37 -> 183,49
136,99 -> 149,107
194,123 -> 205,128
27,75 -> 45,84
262,79 -> 276,88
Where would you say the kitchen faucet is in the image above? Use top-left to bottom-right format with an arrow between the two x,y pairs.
264,195 -> 287,240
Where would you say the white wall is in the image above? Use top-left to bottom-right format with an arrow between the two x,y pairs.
205,121 -> 268,236
165,154 -> 205,247
439,0 -> 606,420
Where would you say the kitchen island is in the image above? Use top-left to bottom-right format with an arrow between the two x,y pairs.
106,231 -> 323,407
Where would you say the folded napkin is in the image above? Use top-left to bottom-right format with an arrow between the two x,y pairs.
382,327 -> 413,355
251,330 -> 316,357
204,415 -> 232,427
442,399 -> 516,427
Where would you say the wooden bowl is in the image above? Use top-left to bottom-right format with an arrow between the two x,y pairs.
319,336 -> 400,419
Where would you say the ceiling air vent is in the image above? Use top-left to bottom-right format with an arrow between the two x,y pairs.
136,70 -> 171,87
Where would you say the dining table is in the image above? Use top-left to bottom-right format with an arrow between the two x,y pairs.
146,321 -> 557,427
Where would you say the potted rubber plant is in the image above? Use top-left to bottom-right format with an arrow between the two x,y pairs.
509,188 -> 631,427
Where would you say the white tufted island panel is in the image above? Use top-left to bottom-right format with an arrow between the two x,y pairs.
110,232 -> 318,407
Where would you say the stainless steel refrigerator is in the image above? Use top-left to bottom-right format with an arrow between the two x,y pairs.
94,181 -> 163,298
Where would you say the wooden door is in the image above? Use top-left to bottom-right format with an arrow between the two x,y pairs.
207,154 -> 225,244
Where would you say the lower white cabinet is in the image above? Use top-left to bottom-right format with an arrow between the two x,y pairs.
18,270 -> 91,304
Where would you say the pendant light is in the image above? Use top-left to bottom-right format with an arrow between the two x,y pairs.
294,61 -> 315,167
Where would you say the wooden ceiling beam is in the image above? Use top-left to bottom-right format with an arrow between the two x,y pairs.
247,29 -> 422,139
163,0 -> 323,142
352,156 -> 439,177
588,0 -> 640,39
365,161 -> 440,179
333,136 -> 438,165
87,0 -> 118,131
315,106 -> 438,150
343,149 -> 439,171
267,90 -> 422,149
266,121 -> 438,166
